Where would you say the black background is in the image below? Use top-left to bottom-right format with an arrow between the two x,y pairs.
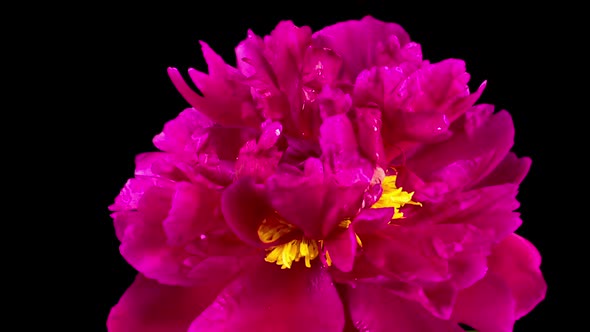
53,1 -> 579,330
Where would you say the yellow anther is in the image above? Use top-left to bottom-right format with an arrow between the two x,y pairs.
257,214 -> 295,243
372,174 -> 422,219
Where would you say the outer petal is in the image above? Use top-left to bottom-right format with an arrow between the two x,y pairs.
112,179 -> 252,286
189,262 -> 344,332
451,272 -> 516,332
167,42 -> 259,127
107,273 -> 233,332
488,233 -> 547,319
474,152 -> 532,188
346,284 -> 463,332
410,184 -> 522,243
152,108 -> 213,158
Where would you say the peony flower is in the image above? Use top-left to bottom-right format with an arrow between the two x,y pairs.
108,16 -> 546,332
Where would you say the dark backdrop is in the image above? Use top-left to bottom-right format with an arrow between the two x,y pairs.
70,1 -> 575,330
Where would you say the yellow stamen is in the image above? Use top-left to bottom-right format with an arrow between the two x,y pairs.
355,233 -> 363,247
264,238 -> 319,269
257,214 -> 294,243
372,174 -> 422,219
325,249 -> 333,267
339,219 -> 352,228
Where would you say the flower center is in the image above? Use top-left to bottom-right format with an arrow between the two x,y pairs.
257,215 -> 321,269
257,172 -> 421,269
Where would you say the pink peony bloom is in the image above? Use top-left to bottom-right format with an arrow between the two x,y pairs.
108,16 -> 546,332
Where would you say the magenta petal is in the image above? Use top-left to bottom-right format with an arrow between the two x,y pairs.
407,107 -> 515,191
312,16 -> 410,81
384,110 -> 451,142
235,121 -> 283,182
475,152 -> 532,188
266,160 -> 329,238
113,185 -> 197,286
352,207 -> 394,235
190,42 -> 259,126
221,176 -> 271,248
302,46 -> 342,88
488,234 -> 547,319
163,181 -> 221,246
153,108 -> 213,157
107,274 -> 231,332
346,284 -> 463,332
320,113 -> 359,154
189,262 -> 344,332
362,225 -> 454,283
452,272 -> 516,332
324,227 -> 357,272
353,106 -> 386,165
267,154 -> 370,238
412,184 -> 522,243
384,59 -> 471,118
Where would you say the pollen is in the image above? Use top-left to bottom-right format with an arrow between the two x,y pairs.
257,214 -> 295,244
258,214 -> 320,269
372,174 -> 422,219
264,238 -> 319,269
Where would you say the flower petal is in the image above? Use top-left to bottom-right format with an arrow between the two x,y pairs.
313,15 -> 410,81
221,176 -> 272,247
189,262 -> 344,332
475,152 -> 532,188
168,42 -> 259,127
411,184 -> 522,243
406,106 -> 515,191
107,273 -> 232,332
488,233 -> 547,319
163,181 -> 222,246
346,284 -> 463,332
451,272 -> 516,332
324,226 -> 357,272
153,108 -> 213,157
352,207 -> 394,235
353,106 -> 386,165
235,121 -> 284,183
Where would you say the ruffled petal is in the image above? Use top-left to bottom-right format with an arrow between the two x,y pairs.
113,179 -> 252,286
406,106 -> 515,192
313,16 -> 410,81
152,108 -> 213,157
346,284 -> 463,332
235,121 -> 284,182
189,262 -> 344,332
167,42 -> 259,127
267,152 -> 371,239
107,273 -> 232,332
411,184 -> 522,243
